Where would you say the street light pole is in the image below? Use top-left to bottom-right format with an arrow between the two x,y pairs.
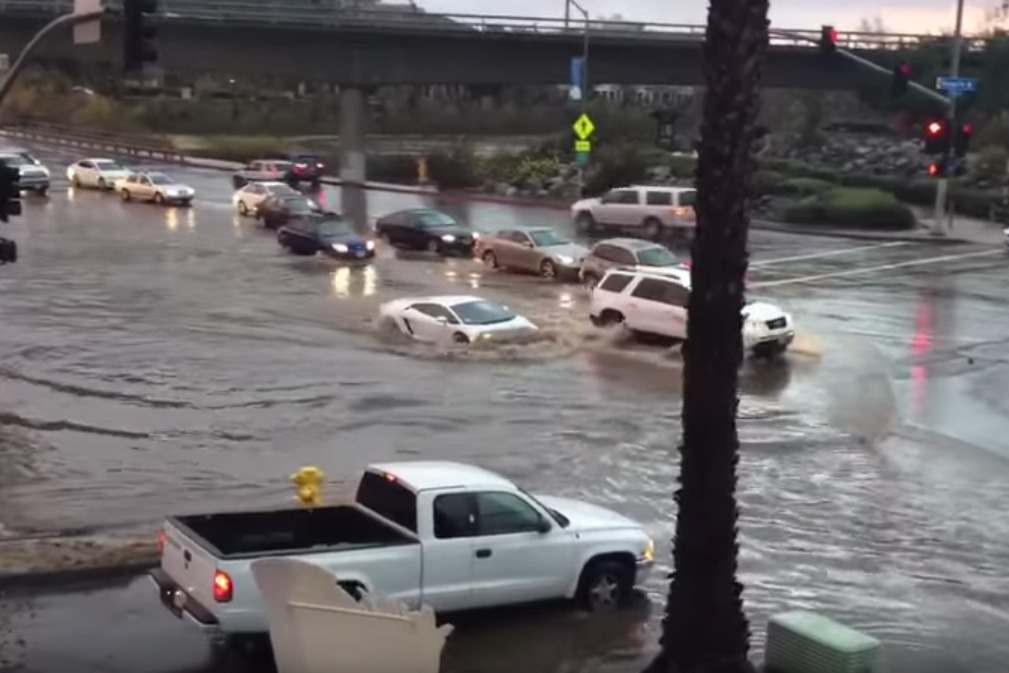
569,0 -> 589,197
931,0 -> 966,236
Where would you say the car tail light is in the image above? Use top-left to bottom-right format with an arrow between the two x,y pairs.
158,531 -> 166,551
672,207 -> 692,218
213,570 -> 233,603
682,260 -> 692,270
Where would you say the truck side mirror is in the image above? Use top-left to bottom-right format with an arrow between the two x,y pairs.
536,517 -> 551,534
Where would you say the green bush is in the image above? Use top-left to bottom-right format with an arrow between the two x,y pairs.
760,158 -> 840,182
973,145 -> 1008,181
583,143 -> 650,196
782,187 -> 916,230
175,135 -> 290,162
751,170 -> 788,196
780,177 -> 834,197
667,154 -> 697,179
367,154 -> 419,183
427,149 -> 479,190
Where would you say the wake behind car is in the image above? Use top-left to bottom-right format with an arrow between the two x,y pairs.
277,214 -> 376,260
117,171 -> 194,205
380,295 -> 537,344
375,208 -> 478,256
151,461 -> 653,641
0,150 -> 50,196
67,158 -> 131,190
476,226 -> 588,281
588,267 -> 794,357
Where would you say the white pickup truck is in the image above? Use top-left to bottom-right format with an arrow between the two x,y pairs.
151,461 -> 654,640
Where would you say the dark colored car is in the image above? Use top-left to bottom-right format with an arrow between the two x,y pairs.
277,215 -> 377,260
266,152 -> 325,186
374,208 -> 478,256
258,193 -> 324,229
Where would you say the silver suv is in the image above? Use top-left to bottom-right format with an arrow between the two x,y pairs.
0,150 -> 51,197
579,238 -> 688,288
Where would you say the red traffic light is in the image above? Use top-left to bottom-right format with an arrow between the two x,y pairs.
928,163 -> 939,176
962,123 -> 973,135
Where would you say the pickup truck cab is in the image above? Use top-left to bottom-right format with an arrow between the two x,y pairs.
151,461 -> 654,638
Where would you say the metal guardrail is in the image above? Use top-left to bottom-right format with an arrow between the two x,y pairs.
0,123 -> 185,162
0,0 -> 989,51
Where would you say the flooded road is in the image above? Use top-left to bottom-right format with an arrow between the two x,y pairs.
2,144 -> 1009,671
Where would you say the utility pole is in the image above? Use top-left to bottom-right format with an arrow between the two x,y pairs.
931,0 -> 966,237
568,0 -> 589,197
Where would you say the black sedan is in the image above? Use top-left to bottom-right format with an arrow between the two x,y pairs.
374,208 -> 479,256
277,215 -> 377,260
258,193 -> 324,229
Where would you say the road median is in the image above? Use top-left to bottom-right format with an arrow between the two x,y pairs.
0,533 -> 158,592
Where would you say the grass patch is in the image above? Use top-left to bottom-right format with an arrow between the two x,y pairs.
781,187 -> 917,230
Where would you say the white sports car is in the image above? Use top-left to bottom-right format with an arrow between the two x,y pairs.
67,158 -> 131,190
379,295 -> 538,345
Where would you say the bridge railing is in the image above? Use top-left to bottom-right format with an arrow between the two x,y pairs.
0,0 -> 988,51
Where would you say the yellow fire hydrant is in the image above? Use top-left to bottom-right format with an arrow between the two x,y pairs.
290,466 -> 326,507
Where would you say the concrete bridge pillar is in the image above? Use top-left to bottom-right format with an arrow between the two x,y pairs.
339,86 -> 368,232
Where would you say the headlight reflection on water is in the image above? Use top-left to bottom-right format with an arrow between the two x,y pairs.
331,265 -> 377,298
165,208 -> 178,231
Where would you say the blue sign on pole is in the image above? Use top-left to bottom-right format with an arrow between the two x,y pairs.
936,76 -> 977,95
569,57 -> 584,102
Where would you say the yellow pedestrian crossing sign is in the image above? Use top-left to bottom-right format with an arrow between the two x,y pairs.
574,140 -> 591,152
573,113 -> 595,140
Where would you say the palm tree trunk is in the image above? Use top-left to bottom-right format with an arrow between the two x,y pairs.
643,0 -> 769,671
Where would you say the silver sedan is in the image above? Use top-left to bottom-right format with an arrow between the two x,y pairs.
475,227 -> 589,280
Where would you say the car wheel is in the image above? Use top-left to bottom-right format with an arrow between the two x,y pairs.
482,250 -> 499,269
539,259 -> 558,280
578,560 -> 633,612
97,177 -> 106,190
576,211 -> 596,233
643,217 -> 663,240
153,192 -> 164,205
35,186 -> 48,197
595,309 -> 624,327
238,200 -> 249,216
426,239 -> 441,254
452,332 -> 470,344
121,189 -> 131,201
71,174 -> 81,187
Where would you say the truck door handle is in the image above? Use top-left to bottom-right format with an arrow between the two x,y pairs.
475,548 -> 492,559
183,550 -> 192,562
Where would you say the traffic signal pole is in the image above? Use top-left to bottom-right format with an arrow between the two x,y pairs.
932,0 -> 966,237
0,9 -> 106,107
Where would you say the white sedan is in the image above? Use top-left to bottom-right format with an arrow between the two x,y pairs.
232,181 -> 298,217
379,295 -> 538,345
742,300 -> 795,356
116,172 -> 194,206
66,158 -> 131,190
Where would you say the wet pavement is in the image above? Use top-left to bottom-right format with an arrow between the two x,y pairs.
1,143 -> 1009,672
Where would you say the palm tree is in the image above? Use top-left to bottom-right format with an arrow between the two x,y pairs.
643,0 -> 769,671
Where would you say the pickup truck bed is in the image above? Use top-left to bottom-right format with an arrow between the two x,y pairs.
172,504 -> 416,558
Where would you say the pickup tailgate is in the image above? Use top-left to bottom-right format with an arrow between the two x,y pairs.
161,519 -> 219,610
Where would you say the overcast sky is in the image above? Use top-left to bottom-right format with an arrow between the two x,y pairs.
412,0 -> 996,34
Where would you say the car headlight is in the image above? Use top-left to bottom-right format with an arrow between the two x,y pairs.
332,243 -> 349,253
641,539 -> 654,563
365,240 -> 375,251
554,255 -> 574,265
441,234 -> 456,242
473,232 -> 481,239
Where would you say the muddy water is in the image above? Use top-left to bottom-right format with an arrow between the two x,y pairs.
1,150 -> 1008,669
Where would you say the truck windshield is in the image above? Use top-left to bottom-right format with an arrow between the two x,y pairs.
356,472 -> 418,533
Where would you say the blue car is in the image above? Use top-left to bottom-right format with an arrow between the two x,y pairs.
277,215 -> 377,260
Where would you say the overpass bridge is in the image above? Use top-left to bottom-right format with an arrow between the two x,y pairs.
0,0 -> 964,89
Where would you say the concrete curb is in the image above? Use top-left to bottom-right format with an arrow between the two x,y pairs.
0,560 -> 156,594
751,220 -> 975,245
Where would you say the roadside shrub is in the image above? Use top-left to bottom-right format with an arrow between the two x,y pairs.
583,143 -> 650,196
511,156 -> 561,187
174,135 -> 290,162
782,187 -> 916,230
367,154 -> 418,183
427,149 -> 479,189
751,170 -> 788,196
760,158 -> 840,182
779,177 -> 834,197
973,145 -> 1008,181
667,154 -> 697,179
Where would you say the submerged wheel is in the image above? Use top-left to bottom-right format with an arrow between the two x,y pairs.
539,259 -> 558,280
482,250 -> 499,269
452,332 -> 470,344
577,560 -> 633,612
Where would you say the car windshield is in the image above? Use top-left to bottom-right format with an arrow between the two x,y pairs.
266,183 -> 296,195
283,197 -> 317,214
679,190 -> 697,206
450,300 -> 515,326
293,154 -> 319,163
528,229 -> 570,247
94,160 -> 123,170
416,211 -> 457,229
148,174 -> 174,185
0,154 -> 29,167
316,218 -> 355,238
636,246 -> 679,266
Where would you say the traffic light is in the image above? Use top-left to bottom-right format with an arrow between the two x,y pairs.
123,0 -> 158,72
923,118 -> 950,154
927,157 -> 966,178
927,160 -> 944,178
892,62 -> 912,98
819,25 -> 838,57
954,122 -> 973,157
0,162 -> 21,224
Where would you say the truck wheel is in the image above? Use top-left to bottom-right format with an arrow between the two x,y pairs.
482,250 -> 499,269
577,560 -> 633,612
596,309 -> 624,327
452,332 -> 470,344
643,217 -> 663,240
576,211 -> 596,233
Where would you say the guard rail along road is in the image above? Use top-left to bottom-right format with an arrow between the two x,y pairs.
0,0 -> 990,51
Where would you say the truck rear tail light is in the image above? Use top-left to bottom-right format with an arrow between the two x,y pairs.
672,207 -> 692,218
213,570 -> 233,603
158,531 -> 166,551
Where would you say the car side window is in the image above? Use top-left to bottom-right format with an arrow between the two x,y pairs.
631,277 -> 684,306
598,272 -> 634,293
508,231 -> 531,245
410,303 -> 459,324
592,244 -> 619,262
645,191 -> 673,206
665,283 -> 690,307
80,161 -> 93,169
140,176 -> 150,185
611,190 -> 639,205
611,247 -> 637,265
433,493 -> 477,539
474,492 -> 543,536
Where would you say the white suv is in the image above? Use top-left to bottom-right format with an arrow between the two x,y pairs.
571,186 -> 696,240
588,267 -> 795,357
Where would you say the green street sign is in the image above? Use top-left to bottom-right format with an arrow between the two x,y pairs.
575,151 -> 590,167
